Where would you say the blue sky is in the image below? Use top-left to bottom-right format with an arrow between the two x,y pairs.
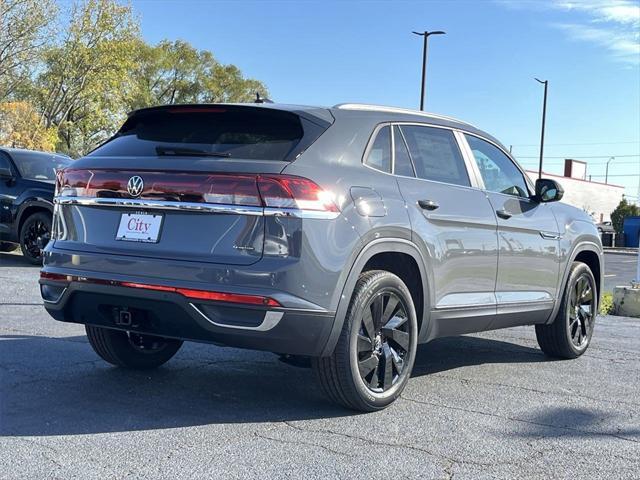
131,0 -> 640,199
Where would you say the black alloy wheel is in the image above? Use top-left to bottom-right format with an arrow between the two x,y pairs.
20,212 -> 51,264
357,290 -> 411,392
568,272 -> 596,349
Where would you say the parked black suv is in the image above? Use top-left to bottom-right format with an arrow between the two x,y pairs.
0,147 -> 72,264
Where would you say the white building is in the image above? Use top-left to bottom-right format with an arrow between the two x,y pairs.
525,159 -> 625,223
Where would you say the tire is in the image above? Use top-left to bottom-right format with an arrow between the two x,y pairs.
312,270 -> 418,412
0,242 -> 18,252
85,325 -> 183,369
535,262 -> 597,359
19,212 -> 51,265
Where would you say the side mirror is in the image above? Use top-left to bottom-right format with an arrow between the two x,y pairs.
0,167 -> 14,180
535,178 -> 564,203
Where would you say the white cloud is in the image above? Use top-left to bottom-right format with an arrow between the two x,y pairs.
500,0 -> 640,65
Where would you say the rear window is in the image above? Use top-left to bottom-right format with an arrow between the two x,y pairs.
12,152 -> 71,182
364,126 -> 391,173
90,107 -> 321,161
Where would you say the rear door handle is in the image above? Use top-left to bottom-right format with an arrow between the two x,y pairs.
496,209 -> 512,219
418,199 -> 440,210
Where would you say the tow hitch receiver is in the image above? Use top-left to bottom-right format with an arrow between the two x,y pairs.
115,308 -> 133,327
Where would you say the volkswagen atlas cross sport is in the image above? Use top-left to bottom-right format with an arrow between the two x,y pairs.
40,103 -> 603,411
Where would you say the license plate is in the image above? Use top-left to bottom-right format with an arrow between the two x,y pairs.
116,212 -> 163,243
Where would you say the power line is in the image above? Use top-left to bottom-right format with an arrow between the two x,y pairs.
515,154 -> 640,159
588,174 -> 640,178
511,140 -> 640,147
517,160 -> 639,165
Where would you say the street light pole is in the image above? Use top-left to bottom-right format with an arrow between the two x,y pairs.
605,156 -> 615,184
412,30 -> 445,111
535,78 -> 548,179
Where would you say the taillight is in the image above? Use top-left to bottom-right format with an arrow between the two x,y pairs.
257,175 -> 339,212
58,169 -> 93,197
56,170 -> 339,214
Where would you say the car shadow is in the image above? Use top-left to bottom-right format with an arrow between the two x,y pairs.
0,252 -> 37,268
412,334 -> 547,377
1,333 -> 547,437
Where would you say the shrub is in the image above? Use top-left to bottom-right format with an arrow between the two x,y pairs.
599,292 -> 614,315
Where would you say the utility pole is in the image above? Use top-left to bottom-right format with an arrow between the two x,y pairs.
412,30 -> 446,111
535,78 -> 548,179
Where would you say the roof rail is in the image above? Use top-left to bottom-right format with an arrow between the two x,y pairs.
333,103 -> 475,128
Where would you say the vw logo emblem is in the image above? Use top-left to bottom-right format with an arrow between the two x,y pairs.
127,176 -> 144,197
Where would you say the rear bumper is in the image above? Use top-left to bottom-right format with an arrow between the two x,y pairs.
41,277 -> 335,356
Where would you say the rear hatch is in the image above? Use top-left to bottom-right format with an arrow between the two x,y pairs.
52,104 -> 333,265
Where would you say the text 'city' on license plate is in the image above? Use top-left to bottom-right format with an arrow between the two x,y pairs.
116,212 -> 163,243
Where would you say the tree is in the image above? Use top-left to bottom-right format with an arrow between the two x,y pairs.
610,198 -> 640,234
0,0 -> 270,157
0,101 -> 57,151
35,0 -> 139,156
0,0 -> 57,100
127,40 -> 268,110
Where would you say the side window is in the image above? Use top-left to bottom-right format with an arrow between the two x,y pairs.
400,125 -> 470,187
465,134 -> 530,198
0,152 -> 13,171
364,126 -> 391,173
393,126 -> 415,177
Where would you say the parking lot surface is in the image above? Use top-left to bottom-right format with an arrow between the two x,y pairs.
1,251 -> 639,479
603,252 -> 638,292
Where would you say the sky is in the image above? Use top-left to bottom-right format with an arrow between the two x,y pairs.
130,0 -> 640,199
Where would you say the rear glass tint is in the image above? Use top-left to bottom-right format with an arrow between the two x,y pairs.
400,125 -> 470,187
90,107 -> 310,161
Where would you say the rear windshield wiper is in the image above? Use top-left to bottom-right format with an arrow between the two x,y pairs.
156,146 -> 231,158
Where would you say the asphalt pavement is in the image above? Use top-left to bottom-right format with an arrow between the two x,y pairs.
1,251 -> 639,479
603,252 -> 638,292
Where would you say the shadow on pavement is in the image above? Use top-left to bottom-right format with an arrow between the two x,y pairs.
412,334 -> 546,377
1,333 -> 547,437
0,252 -> 37,268
514,406 -> 640,440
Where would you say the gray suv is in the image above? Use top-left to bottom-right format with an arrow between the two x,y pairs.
40,103 -> 602,411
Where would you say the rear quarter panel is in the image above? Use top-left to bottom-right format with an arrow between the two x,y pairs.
282,112 -> 414,311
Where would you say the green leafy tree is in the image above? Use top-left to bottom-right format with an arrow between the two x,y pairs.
0,0 -> 57,100
1,0 -> 269,157
610,198 -> 640,234
127,39 -> 267,110
35,0 -> 140,156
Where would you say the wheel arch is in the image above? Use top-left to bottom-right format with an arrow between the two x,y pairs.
16,200 -> 53,237
320,238 -> 431,356
546,241 -> 603,324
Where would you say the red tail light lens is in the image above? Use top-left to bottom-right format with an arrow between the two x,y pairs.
40,272 -> 281,307
57,170 -> 338,213
258,175 -> 339,212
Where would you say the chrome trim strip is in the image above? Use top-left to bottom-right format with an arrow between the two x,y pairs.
55,196 -> 264,215
54,196 -> 339,219
190,303 -> 284,332
41,286 -> 67,304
